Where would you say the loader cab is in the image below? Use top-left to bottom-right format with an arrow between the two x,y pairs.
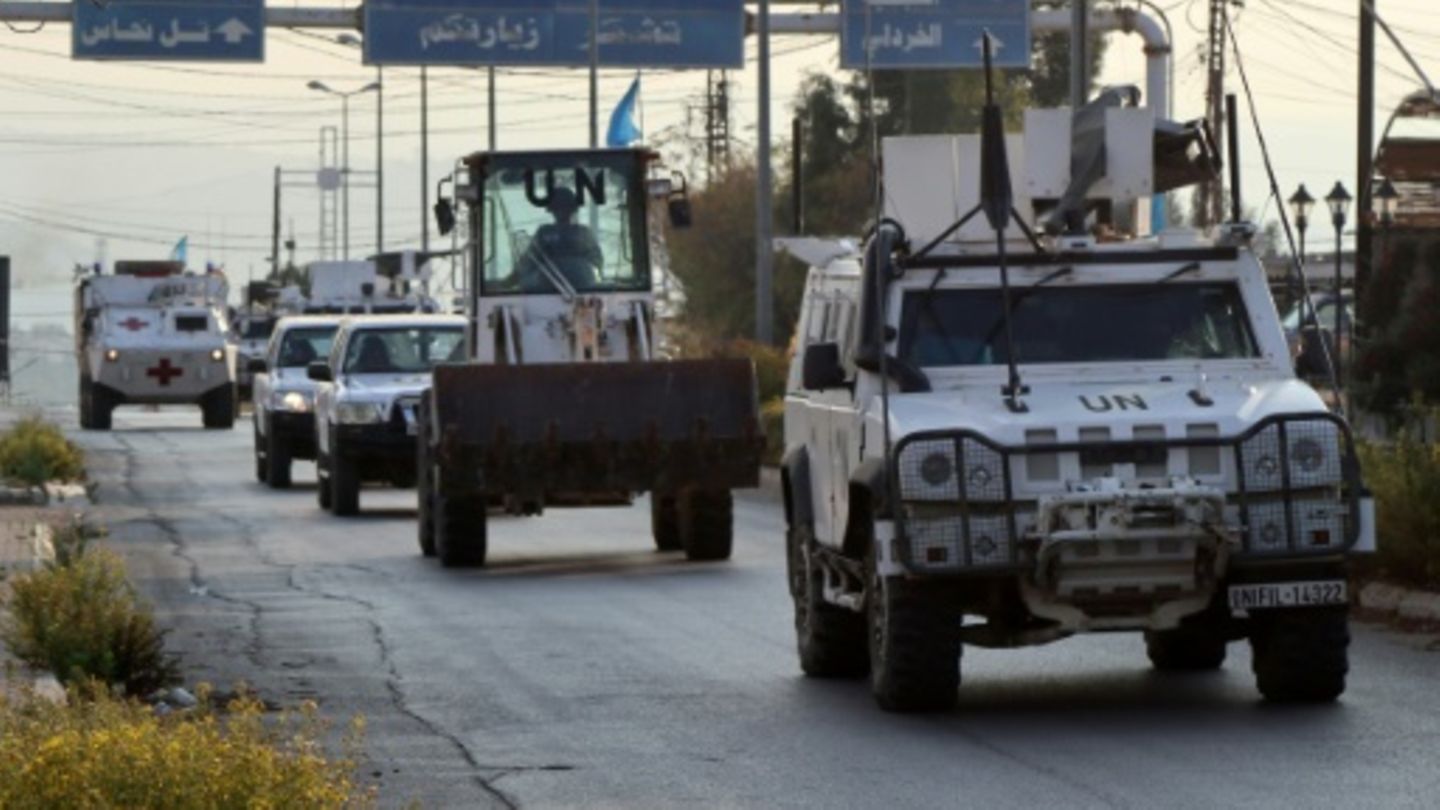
471,149 -> 653,297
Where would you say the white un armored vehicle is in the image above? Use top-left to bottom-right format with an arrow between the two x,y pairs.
75,261 -> 237,430
781,85 -> 1374,712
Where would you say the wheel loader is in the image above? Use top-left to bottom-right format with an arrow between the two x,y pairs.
418,147 -> 763,567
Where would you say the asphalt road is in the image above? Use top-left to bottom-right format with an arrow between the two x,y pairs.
74,409 -> 1440,809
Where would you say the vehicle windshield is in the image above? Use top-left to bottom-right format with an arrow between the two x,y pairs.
899,283 -> 1259,367
342,327 -> 464,374
277,327 -> 337,368
480,152 -> 649,296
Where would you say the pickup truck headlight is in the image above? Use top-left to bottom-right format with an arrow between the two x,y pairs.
273,390 -> 312,413
335,402 -> 386,424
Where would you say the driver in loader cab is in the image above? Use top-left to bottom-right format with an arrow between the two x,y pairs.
517,187 -> 604,292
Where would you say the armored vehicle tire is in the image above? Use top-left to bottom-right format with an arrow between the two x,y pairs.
865,542 -> 960,713
1250,606 -> 1349,703
316,453 -> 334,511
202,385 -> 236,430
252,421 -> 268,483
1145,625 -> 1228,671
679,490 -> 733,561
435,490 -> 487,568
329,449 -> 361,516
650,493 -> 682,552
78,377 -> 94,430
265,425 -> 293,489
91,385 -> 114,431
787,524 -> 867,678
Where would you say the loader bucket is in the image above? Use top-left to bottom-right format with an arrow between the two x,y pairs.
431,359 -> 763,496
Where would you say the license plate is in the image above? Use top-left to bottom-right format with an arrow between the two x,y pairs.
1228,580 -> 1347,611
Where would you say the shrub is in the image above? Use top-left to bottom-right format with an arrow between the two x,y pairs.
0,417 -> 86,487
760,398 -> 786,466
1,546 -> 177,695
0,687 -> 372,808
1358,433 -> 1440,590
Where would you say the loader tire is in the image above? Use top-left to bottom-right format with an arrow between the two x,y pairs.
788,523 -> 867,678
79,376 -> 95,430
202,384 -> 236,430
650,493 -> 682,552
436,490 -> 487,568
866,541 -> 960,713
265,425 -> 293,489
680,489 -> 733,562
1250,606 -> 1349,703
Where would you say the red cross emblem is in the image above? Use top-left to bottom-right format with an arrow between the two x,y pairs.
119,317 -> 149,331
146,358 -> 184,387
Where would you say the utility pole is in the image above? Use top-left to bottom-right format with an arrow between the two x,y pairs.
421,66 -> 429,254
376,66 -> 384,254
1069,0 -> 1088,109
1356,0 -> 1377,308
270,166 -> 281,277
589,0 -> 599,149
755,0 -> 773,345
488,67 -> 497,152
1200,0 -> 1229,228
705,70 -> 732,183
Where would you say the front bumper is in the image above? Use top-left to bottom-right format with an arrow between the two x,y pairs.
270,411 -> 318,458
335,423 -> 415,461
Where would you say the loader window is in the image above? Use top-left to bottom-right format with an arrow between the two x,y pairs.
342,327 -> 464,375
480,153 -> 650,296
899,282 -> 1259,367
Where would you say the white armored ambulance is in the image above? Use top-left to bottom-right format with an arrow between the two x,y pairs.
75,261 -> 238,430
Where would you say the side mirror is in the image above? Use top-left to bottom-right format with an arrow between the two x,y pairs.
246,357 -> 267,374
307,361 -> 334,383
433,198 -> 455,236
802,342 -> 846,391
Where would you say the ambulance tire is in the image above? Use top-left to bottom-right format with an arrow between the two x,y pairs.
202,384 -> 236,430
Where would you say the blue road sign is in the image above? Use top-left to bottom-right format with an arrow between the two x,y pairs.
73,0 -> 263,61
841,0 -> 1030,70
363,0 -> 744,68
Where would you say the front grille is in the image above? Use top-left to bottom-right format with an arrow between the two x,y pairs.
891,413 -> 1361,573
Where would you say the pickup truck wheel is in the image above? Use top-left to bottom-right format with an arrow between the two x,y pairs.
789,524 -> 867,678
866,541 -> 960,712
202,384 -> 236,430
265,423 -> 293,489
650,493 -> 681,551
316,453 -> 334,511
252,420 -> 268,483
1250,606 -> 1349,703
416,442 -> 436,557
329,438 -> 360,516
436,488 -> 487,568
679,489 -> 733,561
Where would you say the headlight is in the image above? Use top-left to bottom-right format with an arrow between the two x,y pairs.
210,348 -> 225,362
335,402 -> 386,424
274,390 -> 312,413
899,440 -> 959,501
1240,419 -> 1343,491
104,349 -> 120,362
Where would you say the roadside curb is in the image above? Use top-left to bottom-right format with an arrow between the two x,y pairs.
1358,582 -> 1440,623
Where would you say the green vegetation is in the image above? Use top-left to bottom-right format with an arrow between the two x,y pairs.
1,524 -> 177,696
0,687 -> 373,809
0,417 -> 85,487
1352,239 -> 1440,419
1359,433 -> 1440,591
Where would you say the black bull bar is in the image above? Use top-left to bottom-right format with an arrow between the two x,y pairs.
431,359 -> 764,494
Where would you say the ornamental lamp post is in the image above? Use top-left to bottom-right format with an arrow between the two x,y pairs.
1374,177 -> 1399,263
1289,184 -> 1316,265
1324,181 -> 1351,390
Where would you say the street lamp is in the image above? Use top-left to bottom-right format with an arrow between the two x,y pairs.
1374,176 -> 1399,267
307,79 -> 380,260
335,34 -> 385,254
1324,181 -> 1351,390
1288,184 -> 1315,264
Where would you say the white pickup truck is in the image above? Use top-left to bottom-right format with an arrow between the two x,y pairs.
308,314 -> 466,516
250,315 -> 342,488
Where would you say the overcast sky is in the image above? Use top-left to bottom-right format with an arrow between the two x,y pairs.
1,0 -> 1437,291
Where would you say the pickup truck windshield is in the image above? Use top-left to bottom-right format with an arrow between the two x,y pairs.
342,327 -> 464,375
277,327 -> 337,368
900,283 -> 1258,367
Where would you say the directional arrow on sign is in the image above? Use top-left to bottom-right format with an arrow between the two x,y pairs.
215,17 -> 253,44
